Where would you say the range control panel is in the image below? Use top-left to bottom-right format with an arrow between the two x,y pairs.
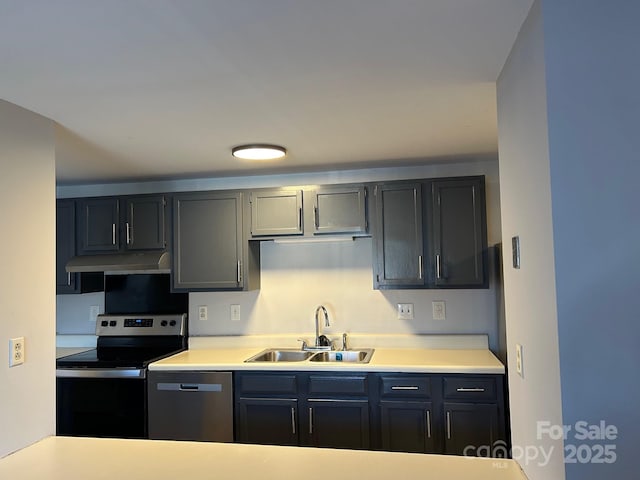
96,314 -> 186,336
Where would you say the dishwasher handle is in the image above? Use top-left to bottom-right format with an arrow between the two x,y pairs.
157,382 -> 223,392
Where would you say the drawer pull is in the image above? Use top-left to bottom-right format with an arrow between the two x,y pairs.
391,386 -> 419,390
456,387 -> 486,393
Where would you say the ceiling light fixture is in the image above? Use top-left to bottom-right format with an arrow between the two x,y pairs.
232,144 -> 287,160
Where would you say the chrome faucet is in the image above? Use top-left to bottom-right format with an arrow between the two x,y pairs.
315,305 -> 331,348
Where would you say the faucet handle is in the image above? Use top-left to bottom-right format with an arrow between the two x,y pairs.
297,338 -> 309,351
317,335 -> 333,349
342,332 -> 348,351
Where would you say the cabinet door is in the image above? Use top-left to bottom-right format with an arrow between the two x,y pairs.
431,178 -> 487,287
373,183 -> 424,287
380,401 -> 435,453
236,398 -> 298,446
443,403 -> 500,456
306,400 -> 370,450
312,186 -> 367,235
173,192 -> 244,290
250,189 -> 303,236
56,200 -> 78,293
125,195 -> 166,250
78,198 -> 120,252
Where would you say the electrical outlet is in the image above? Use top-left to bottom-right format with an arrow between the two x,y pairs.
515,343 -> 524,378
397,303 -> 414,320
432,301 -> 446,320
89,305 -> 100,322
9,337 -> 25,367
230,304 -> 241,322
198,306 -> 208,321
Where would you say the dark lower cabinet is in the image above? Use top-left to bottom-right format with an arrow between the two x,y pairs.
444,403 -> 500,456
236,398 -> 299,446
307,400 -> 370,450
380,401 -> 435,453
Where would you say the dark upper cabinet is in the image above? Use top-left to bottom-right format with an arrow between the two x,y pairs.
250,189 -> 303,236
124,196 -> 166,250
430,178 -> 487,288
373,183 -> 424,288
56,200 -> 103,295
312,185 -> 368,235
78,198 -> 120,253
77,195 -> 166,254
372,176 -> 488,290
172,191 -> 246,290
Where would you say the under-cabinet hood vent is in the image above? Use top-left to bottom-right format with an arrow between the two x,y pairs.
66,251 -> 170,274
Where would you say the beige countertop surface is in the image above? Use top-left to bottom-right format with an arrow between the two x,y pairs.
0,436 -> 527,480
149,347 -> 505,374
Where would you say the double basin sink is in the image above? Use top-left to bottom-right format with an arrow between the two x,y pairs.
245,348 -> 375,364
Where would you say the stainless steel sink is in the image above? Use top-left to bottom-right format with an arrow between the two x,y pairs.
244,349 -> 316,362
308,349 -> 375,363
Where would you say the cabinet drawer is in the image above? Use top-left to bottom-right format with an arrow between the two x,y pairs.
380,376 -> 431,398
238,374 -> 298,394
308,375 -> 368,395
443,376 -> 496,401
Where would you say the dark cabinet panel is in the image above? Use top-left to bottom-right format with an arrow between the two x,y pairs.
236,398 -> 298,446
431,178 -> 487,287
443,403 -> 500,456
78,197 -> 120,253
124,195 -> 166,250
306,400 -> 370,450
312,186 -> 367,235
173,192 -> 244,290
380,401 -> 435,453
56,200 -> 77,293
373,183 -> 424,287
250,189 -> 303,237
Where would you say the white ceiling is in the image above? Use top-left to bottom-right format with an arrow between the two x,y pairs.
0,1 -> 532,185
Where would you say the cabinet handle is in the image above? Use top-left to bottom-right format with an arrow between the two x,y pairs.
179,384 -> 199,391
236,261 -> 242,284
291,407 -> 296,435
112,223 -> 117,245
435,254 -> 442,280
426,410 -> 431,439
67,272 -> 71,286
456,387 -> 486,393
126,222 -> 131,245
391,386 -> 419,390
446,411 -> 451,439
313,206 -> 319,229
418,255 -> 424,280
299,207 -> 303,231
309,407 -> 313,434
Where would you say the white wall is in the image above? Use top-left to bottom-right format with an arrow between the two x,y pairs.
496,2 -> 565,479
0,100 -> 56,457
56,160 -> 503,351
542,1 -> 640,478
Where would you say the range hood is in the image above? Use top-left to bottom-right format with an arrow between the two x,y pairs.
66,252 -> 171,274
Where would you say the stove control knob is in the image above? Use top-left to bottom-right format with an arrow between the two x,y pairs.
161,320 -> 168,327
101,320 -> 109,327
169,320 -> 177,327
109,321 -> 117,327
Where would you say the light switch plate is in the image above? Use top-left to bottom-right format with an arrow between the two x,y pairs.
230,304 -> 241,322
432,301 -> 446,321
198,306 -> 208,321
515,343 -> 524,378
397,303 -> 414,320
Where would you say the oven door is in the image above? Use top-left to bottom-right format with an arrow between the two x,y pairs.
56,368 -> 147,439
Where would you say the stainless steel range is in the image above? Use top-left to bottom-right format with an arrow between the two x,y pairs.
56,313 -> 187,438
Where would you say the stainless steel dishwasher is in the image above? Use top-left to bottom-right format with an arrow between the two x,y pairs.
148,371 -> 233,442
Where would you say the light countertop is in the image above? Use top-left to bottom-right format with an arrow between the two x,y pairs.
55,347 -> 93,359
0,436 -> 527,480
149,347 -> 504,374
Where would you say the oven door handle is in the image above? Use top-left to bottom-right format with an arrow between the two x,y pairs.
56,368 -> 146,379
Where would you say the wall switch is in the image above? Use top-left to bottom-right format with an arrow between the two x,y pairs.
432,301 -> 446,320
230,304 -> 241,322
515,343 -> 524,378
397,303 -> 414,320
9,337 -> 25,367
89,305 -> 100,323
198,306 -> 208,321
